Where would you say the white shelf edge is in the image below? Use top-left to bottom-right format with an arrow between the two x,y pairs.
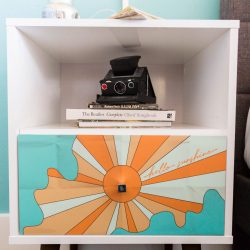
6,18 -> 240,29
9,235 -> 233,245
18,124 -> 228,136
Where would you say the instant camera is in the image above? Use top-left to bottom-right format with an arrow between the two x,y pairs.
96,56 -> 156,104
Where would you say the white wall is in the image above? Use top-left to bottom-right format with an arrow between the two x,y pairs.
0,215 -> 232,250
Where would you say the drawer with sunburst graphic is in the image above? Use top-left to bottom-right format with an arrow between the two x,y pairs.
18,134 -> 227,236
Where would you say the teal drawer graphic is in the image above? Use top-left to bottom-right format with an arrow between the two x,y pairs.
18,135 -> 226,235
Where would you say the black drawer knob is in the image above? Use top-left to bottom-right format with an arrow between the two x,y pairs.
118,184 -> 126,193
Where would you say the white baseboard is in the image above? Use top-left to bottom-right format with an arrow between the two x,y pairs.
0,214 -> 39,250
0,214 -> 69,250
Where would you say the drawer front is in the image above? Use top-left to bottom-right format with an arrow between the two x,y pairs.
18,134 -> 227,236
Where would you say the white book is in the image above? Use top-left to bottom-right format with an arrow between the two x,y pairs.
78,121 -> 172,128
66,109 -> 176,122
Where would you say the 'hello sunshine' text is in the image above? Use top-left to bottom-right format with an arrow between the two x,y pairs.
143,148 -> 218,179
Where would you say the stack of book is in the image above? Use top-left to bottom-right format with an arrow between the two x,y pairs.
66,103 -> 176,128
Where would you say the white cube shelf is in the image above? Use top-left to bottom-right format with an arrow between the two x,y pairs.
7,19 -> 239,244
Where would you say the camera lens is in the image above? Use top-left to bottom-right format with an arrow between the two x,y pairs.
128,81 -> 135,88
114,81 -> 126,95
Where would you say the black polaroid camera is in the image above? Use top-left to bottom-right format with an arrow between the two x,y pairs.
96,56 -> 156,104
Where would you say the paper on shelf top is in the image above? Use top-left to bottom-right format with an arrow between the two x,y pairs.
111,6 -> 160,20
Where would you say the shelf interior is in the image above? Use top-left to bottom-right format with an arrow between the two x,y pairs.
8,20 -> 232,133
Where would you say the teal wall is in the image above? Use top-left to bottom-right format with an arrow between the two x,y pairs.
0,0 -> 220,213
